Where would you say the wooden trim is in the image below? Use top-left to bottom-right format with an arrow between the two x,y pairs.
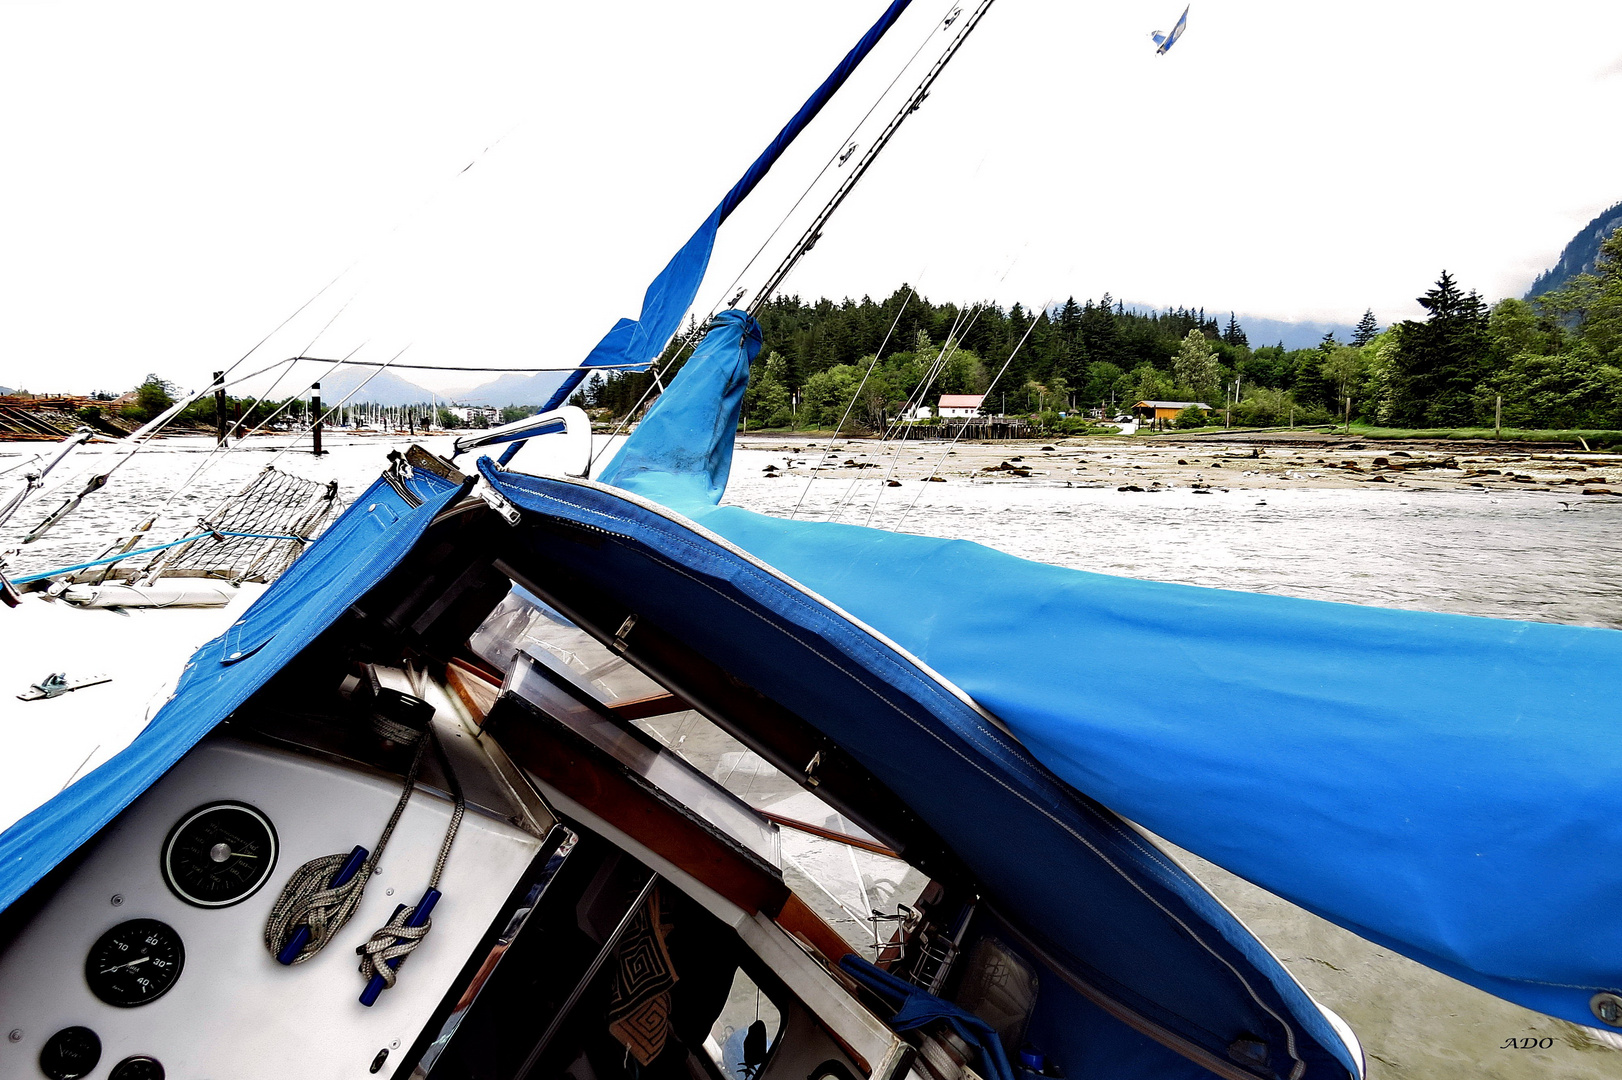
759,811 -> 901,859
450,654 -> 503,686
606,690 -> 691,722
489,697 -> 790,919
774,892 -> 859,969
446,661 -> 501,726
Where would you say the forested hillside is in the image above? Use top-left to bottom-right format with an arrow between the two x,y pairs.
1526,201 -> 1622,298
576,230 -> 1622,434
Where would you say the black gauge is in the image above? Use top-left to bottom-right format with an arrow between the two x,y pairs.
110,1056 -> 166,1080
161,801 -> 277,907
84,919 -> 184,1007
38,1026 -> 100,1080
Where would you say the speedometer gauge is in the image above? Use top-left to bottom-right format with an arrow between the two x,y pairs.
161,802 -> 277,908
84,920 -> 184,1007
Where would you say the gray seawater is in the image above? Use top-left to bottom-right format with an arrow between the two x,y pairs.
725,443 -> 1622,629
5,434 -> 1620,1077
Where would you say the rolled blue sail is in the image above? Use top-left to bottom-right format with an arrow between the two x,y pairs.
538,0 -> 916,412
598,314 -> 1622,1032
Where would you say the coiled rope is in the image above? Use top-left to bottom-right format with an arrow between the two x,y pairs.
357,728 -> 465,991
262,694 -> 463,979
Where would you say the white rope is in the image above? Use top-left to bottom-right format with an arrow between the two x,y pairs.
264,719 -> 430,964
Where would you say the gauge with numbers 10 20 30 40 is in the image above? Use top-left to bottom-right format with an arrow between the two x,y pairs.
83,919 -> 184,1007
160,801 -> 278,908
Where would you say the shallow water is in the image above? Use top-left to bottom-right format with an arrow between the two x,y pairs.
726,442 -> 1622,628
0,434 -> 461,578
9,433 -> 1622,632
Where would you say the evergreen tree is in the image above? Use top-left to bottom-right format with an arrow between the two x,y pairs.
1080,296 -> 1123,368
1388,271 -> 1491,426
1054,297 -> 1089,384
1223,312 -> 1247,347
1352,309 -> 1380,347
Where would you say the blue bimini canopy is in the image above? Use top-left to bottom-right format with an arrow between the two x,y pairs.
578,311 -> 1622,1035
0,465 -> 466,915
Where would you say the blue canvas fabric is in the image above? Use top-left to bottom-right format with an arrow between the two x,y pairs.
589,317 -> 1622,1031
539,0 -> 915,413
0,468 -> 465,915
838,955 -> 1015,1080
595,310 -> 760,506
481,459 -> 1359,1077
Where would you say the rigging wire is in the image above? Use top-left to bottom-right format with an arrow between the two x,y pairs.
862,304 -> 987,526
253,346 -> 415,475
706,0 -> 962,319
787,284 -> 919,520
747,0 -> 1000,317
826,302 -> 974,523
287,356 -> 657,374
888,298 -> 1051,534
825,302 -> 974,524
855,244 -> 1019,523
575,0 -> 995,462
144,344 -> 371,523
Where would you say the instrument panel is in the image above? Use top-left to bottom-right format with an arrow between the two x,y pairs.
0,728 -> 550,1080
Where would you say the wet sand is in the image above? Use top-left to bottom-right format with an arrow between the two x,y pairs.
735,431 -> 1622,498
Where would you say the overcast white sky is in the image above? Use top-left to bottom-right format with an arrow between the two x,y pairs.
3,0 -> 1620,396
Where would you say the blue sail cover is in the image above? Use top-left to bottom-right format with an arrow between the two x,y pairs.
586,314 -> 1622,1032
536,0 -> 916,412
0,468 -> 465,914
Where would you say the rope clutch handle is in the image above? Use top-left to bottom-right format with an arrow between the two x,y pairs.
263,685 -> 438,967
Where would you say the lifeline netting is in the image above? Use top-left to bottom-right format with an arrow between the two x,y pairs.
139,468 -> 340,583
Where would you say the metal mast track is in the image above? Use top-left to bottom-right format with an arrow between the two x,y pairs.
748,0 -> 1000,318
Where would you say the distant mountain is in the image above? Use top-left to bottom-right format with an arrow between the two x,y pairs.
0,386 -> 13,396
1126,303 -> 1358,349
314,366 -> 438,406
1526,200 -> 1622,298
1232,314 -> 1360,350
457,372 -> 566,407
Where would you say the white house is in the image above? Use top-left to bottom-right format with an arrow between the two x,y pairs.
937,394 -> 985,418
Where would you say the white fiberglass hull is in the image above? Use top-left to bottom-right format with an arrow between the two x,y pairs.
0,585 -> 264,835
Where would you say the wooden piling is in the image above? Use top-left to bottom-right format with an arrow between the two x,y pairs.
213,370 -> 227,445
311,382 -> 324,456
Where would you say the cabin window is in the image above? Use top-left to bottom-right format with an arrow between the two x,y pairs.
469,584 -> 663,703
472,582 -> 932,957
631,711 -> 930,957
704,967 -> 784,1080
